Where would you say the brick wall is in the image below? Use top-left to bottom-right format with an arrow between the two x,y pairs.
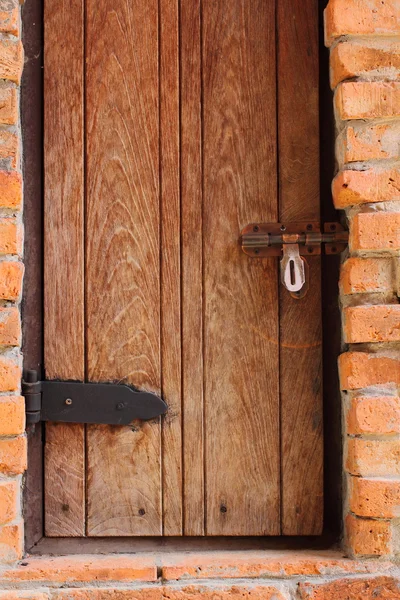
0,0 -> 399,596
326,0 -> 400,558
0,0 -> 25,564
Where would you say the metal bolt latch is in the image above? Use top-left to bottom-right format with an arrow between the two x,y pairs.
240,222 -> 348,298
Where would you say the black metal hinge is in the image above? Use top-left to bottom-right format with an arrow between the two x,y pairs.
22,370 -> 167,425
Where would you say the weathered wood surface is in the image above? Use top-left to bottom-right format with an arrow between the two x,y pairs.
85,0 -> 162,536
43,0 -> 85,537
202,0 -> 280,535
277,0 -> 323,534
43,0 -> 323,537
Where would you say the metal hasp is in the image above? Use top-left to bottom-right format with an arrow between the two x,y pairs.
240,222 -> 348,298
23,370 -> 167,425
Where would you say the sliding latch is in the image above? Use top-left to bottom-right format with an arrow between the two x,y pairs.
240,222 -> 348,298
22,370 -> 167,425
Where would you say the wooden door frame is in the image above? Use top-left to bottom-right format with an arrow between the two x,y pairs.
21,0 -> 341,552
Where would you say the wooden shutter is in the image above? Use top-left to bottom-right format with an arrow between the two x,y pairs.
44,0 -> 322,537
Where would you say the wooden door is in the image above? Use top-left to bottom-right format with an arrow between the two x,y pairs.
43,0 -> 322,537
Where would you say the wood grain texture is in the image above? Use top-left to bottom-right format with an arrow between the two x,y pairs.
160,0 -> 182,535
43,0 -> 85,537
181,0 -> 204,536
278,0 -> 323,534
203,0 -> 280,535
85,0 -> 161,536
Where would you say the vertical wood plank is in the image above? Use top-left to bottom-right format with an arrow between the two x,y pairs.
203,0 -> 280,535
43,0 -> 85,537
160,0 -> 182,535
181,0 -> 205,536
85,0 -> 162,536
278,0 -> 323,534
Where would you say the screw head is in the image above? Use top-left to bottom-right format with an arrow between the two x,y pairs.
116,402 -> 125,411
280,225 -> 286,231
138,508 -> 146,516
254,249 -> 260,255
220,504 -> 227,513
306,224 -> 313,231
253,225 -> 259,232
65,398 -> 72,406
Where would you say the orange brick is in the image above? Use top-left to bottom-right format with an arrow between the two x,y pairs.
2,555 -> 158,583
345,514 -> 391,557
336,81 -> 400,120
333,167 -> 400,209
0,1 -> 20,37
325,0 -> 400,46
53,586 -> 288,600
0,218 -> 22,255
0,170 -> 22,210
339,121 -> 400,165
347,438 -> 400,476
0,436 -> 26,475
349,476 -> 400,519
0,130 -> 18,169
299,576 -> 400,599
0,396 -> 24,435
0,520 -> 23,563
350,212 -> 400,252
0,307 -> 20,346
330,39 -> 400,89
0,87 -> 17,125
347,395 -> 400,434
339,352 -> 400,390
0,261 -> 24,301
0,355 -> 21,392
344,305 -> 400,343
0,40 -> 23,84
0,479 -> 18,525
340,257 -> 393,294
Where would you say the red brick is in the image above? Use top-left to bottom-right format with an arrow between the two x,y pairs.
0,479 -> 18,525
0,520 -> 23,563
339,352 -> 400,390
0,87 -> 17,125
0,1 -> 20,37
336,81 -> 400,120
0,261 -> 24,301
350,212 -> 400,252
0,436 -> 26,475
53,586 -> 288,600
330,39 -> 400,89
0,218 -> 22,255
347,395 -> 400,434
0,355 -> 21,392
299,576 -> 400,599
0,40 -> 23,84
344,305 -> 400,343
345,514 -> 391,557
0,395 -> 24,435
338,121 -> 400,165
325,0 -> 400,46
347,438 -> 400,476
340,257 -> 393,294
0,307 -> 20,346
0,170 -> 22,210
333,167 -> 400,209
349,476 -> 400,518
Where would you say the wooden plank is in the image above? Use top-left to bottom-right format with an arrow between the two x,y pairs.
278,0 -> 323,535
181,0 -> 204,536
43,0 -> 85,537
85,0 -> 162,536
160,0 -> 182,535
203,0 -> 280,535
